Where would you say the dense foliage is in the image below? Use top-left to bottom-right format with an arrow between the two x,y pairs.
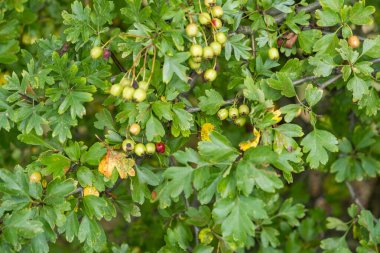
1,0 -> 380,252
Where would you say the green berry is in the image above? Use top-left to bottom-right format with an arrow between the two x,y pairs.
146,143 -> 156,155
90,46 -> 103,59
134,143 -> 146,156
210,41 -> 222,56
110,84 -> 123,97
238,104 -> 250,116
133,88 -> 147,102
122,139 -> 135,152
122,86 -> 135,101
229,107 -> 239,119
204,69 -> 217,82
217,108 -> 229,120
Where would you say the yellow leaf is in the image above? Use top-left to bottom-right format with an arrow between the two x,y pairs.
239,128 -> 261,151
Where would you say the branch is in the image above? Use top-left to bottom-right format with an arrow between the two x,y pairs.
237,2 -> 321,35
345,181 -> 365,210
319,57 -> 380,89
110,51 -> 126,73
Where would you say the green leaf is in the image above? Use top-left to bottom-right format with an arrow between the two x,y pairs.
285,11 -> 310,33
152,101 -> 172,121
349,2 -> 375,25
260,227 -> 280,248
301,129 -> 338,168
17,133 -> 55,150
77,166 -> 94,187
163,52 -> 189,83
267,73 -> 296,97
278,198 -> 305,226
115,198 -> 141,222
58,90 -> 94,119
326,217 -> 349,231
78,215 -> 107,250
81,142 -> 107,166
224,34 -> 251,61
313,33 -> 339,55
62,1 -> 94,43
213,196 -> 267,245
44,178 -> 77,205
136,165 -> 161,186
40,154 -> 71,178
146,113 -> 165,141
308,55 -> 336,77
198,89 -> 225,115
185,206 -> 211,227
320,237 -> 350,253
83,195 -> 113,220
320,0 -> 344,12
315,9 -> 341,27
236,159 -> 283,194
62,211 -> 79,243
94,109 -> 115,131
347,76 -> 369,102
305,84 -> 323,107
198,132 -> 239,164
298,29 -> 322,54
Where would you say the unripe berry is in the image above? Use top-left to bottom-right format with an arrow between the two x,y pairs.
229,107 -> 239,119
122,86 -> 135,101
204,69 -> 217,82
238,104 -> 250,116
110,84 -> 123,97
29,172 -> 42,183
122,139 -> 135,152
133,88 -> 147,102
268,47 -> 279,60
189,58 -> 201,70
215,32 -> 227,45
129,123 -> 141,136
211,18 -> 222,29
120,77 -> 132,86
146,143 -> 156,155
204,0 -> 216,7
210,41 -> 222,56
199,13 -> 211,25
186,23 -> 198,37
217,108 -> 229,120
348,35 -> 360,49
203,46 -> 214,59
234,117 -> 247,127
138,81 -> 149,91
211,6 -> 224,18
134,143 -> 146,156
90,46 -> 103,59
83,186 -> 99,197
192,56 -> 202,63
190,44 -> 203,58
155,142 -> 166,153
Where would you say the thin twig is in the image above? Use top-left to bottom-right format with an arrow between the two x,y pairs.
345,181 -> 365,210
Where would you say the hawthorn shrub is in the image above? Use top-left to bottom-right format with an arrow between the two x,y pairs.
1,0 -> 380,252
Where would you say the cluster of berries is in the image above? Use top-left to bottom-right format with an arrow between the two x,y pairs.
109,78 -> 148,103
217,104 -> 250,127
122,123 -> 165,156
186,0 -> 227,82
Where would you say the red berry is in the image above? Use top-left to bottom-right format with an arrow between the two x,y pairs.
155,142 -> 165,153
103,48 -> 111,60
